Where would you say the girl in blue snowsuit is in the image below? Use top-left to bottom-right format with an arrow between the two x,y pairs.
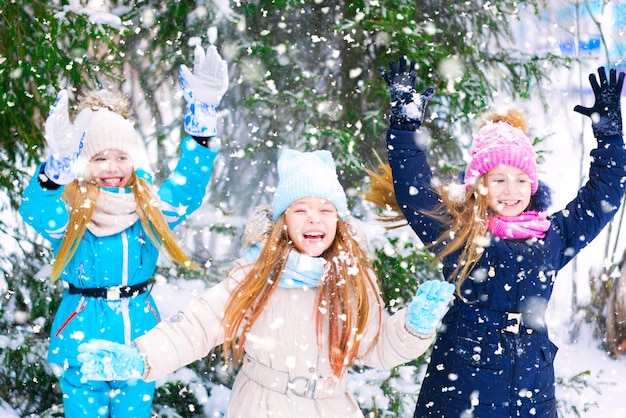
19,41 -> 228,417
371,58 -> 626,417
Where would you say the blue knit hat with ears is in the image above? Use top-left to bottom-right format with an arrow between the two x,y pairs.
272,149 -> 349,221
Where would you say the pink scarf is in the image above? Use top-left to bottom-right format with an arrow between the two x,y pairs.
488,211 -> 551,239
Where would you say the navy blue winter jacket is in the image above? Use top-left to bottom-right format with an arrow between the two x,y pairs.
387,128 -> 626,417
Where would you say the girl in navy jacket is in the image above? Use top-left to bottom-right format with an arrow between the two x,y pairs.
367,57 -> 626,417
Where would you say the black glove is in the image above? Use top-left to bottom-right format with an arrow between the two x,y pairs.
574,66 -> 625,139
379,55 -> 434,131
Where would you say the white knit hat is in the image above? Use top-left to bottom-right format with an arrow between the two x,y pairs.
76,90 -> 147,177
272,149 -> 348,221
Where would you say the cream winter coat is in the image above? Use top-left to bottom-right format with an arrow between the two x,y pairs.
135,259 -> 434,418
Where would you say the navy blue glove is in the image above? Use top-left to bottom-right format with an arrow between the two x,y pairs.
379,55 -> 434,131
77,339 -> 144,381
406,280 -> 455,335
574,66 -> 625,139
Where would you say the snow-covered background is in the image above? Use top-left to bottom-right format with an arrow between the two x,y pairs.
3,104 -> 626,417
3,1 -> 626,417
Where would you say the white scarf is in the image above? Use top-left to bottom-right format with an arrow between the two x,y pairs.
87,187 -> 139,237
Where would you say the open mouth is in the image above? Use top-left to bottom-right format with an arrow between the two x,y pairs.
303,231 -> 325,241
499,200 -> 521,207
101,177 -> 125,187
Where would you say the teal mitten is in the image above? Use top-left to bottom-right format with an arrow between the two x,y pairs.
77,339 -> 144,381
406,280 -> 455,335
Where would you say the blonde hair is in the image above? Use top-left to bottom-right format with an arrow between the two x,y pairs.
481,108 -> 528,132
365,160 -> 490,296
221,215 -> 382,378
430,178 -> 490,295
50,173 -> 198,282
363,161 -> 407,229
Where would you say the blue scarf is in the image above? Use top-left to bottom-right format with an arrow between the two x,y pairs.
244,243 -> 326,288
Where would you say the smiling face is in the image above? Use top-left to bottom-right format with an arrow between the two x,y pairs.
486,165 -> 532,217
284,196 -> 339,257
88,149 -> 134,188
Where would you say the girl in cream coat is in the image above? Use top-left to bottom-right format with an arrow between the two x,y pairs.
78,149 -> 455,417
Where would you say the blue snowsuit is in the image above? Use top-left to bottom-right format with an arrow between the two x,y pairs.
386,129 -> 626,417
19,137 -> 217,417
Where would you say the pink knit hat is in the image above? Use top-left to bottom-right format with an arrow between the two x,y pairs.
464,120 -> 538,195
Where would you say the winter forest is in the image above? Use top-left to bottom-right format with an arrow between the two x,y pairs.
3,0 -> 626,417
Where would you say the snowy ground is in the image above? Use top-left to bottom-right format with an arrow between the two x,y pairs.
547,261 -> 626,417
553,320 -> 626,417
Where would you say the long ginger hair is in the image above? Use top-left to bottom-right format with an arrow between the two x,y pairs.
365,109 -> 529,295
221,213 -> 382,379
50,172 -> 198,282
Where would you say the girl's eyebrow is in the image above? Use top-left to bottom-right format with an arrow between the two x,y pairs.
290,202 -> 309,209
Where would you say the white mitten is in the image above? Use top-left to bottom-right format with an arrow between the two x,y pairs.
179,33 -> 229,137
43,90 -> 92,184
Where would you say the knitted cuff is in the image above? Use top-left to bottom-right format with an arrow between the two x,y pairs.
38,163 -> 62,190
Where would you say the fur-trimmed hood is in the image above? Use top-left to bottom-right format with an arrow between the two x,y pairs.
241,205 -> 274,250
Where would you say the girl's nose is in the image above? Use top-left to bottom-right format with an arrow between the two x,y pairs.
105,162 -> 120,172
307,212 -> 320,223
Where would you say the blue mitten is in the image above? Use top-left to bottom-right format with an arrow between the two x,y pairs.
379,55 -> 434,131
77,339 -> 144,381
406,280 -> 455,335
179,32 -> 229,138
43,90 -> 93,184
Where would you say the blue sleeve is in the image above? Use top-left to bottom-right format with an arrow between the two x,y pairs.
386,129 -> 449,245
19,164 -> 68,243
551,134 -> 626,268
158,136 -> 219,228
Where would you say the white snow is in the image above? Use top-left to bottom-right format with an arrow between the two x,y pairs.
4,1 -> 626,416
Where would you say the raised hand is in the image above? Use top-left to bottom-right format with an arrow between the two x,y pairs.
179,31 -> 229,138
405,280 -> 455,336
43,90 -> 92,184
77,339 -> 144,381
379,55 -> 434,131
574,66 -> 625,139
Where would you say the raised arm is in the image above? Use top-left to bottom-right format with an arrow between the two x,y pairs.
19,90 -> 93,240
158,34 -> 230,227
379,55 -> 446,243
554,67 -> 626,267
